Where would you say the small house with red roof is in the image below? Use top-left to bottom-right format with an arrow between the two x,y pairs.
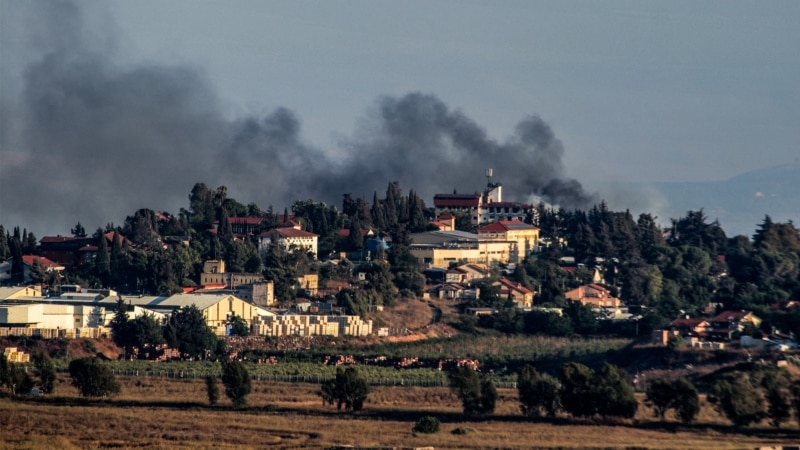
565,283 -> 621,308
667,317 -> 711,340
707,310 -> 761,341
21,255 -> 65,283
430,214 -> 456,231
493,278 -> 534,308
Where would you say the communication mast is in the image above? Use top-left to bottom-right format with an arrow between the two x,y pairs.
486,168 -> 493,186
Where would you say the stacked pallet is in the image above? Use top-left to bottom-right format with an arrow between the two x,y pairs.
3,347 -> 30,363
250,314 -> 372,337
0,327 -> 35,337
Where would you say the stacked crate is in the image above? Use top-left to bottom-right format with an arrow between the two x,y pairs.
3,347 -> 30,363
250,314 -> 373,337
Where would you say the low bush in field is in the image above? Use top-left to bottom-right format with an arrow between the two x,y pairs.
412,416 -> 440,434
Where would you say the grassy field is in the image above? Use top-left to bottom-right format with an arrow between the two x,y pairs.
2,374 -> 799,449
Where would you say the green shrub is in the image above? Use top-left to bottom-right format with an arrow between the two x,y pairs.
413,416 -> 440,434
68,357 -> 120,398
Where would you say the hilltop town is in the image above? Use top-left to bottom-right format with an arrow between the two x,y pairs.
2,173 -> 798,355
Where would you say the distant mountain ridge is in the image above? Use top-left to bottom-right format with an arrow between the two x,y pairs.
650,163 -> 800,238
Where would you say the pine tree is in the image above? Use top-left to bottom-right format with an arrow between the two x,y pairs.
71,222 -> 88,238
33,351 -> 57,394
0,226 -> 9,260
205,375 -> 219,406
95,230 -> 110,284
221,360 -> 251,408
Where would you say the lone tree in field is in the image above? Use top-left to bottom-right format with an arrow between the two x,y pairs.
221,360 -> 251,408
32,350 -> 57,394
205,375 -> 220,406
447,366 -> 497,416
517,365 -> 560,418
68,357 -> 121,398
320,366 -> 370,412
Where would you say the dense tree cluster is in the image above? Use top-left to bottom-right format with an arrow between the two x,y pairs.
110,300 -> 219,361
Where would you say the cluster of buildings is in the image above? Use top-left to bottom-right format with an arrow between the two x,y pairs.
1,170 -> 643,342
0,251 -> 371,340
655,310 -> 796,350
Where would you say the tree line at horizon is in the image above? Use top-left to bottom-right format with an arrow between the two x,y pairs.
1,181 -> 799,338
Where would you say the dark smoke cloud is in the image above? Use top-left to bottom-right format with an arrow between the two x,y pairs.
318,93 -> 597,208
0,1 -> 596,238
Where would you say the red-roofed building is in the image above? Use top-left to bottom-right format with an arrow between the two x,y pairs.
429,214 -> 456,231
478,220 -> 540,263
433,175 -> 538,227
258,226 -> 319,259
708,310 -> 762,341
229,217 -> 265,235
668,317 -> 711,340
565,284 -> 621,308
493,278 -> 534,308
21,255 -> 65,283
39,236 -> 96,269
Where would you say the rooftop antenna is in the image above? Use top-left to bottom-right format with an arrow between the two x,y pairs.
486,168 -> 493,186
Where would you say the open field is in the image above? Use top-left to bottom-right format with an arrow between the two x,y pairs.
2,375 -> 800,449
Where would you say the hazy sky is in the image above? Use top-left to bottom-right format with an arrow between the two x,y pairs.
1,0 -> 799,238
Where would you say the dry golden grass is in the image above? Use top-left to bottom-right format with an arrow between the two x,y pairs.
1,375 -> 799,449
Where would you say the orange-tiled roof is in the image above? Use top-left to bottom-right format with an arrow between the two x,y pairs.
587,283 -> 609,292
276,228 -> 318,238
22,255 -> 64,269
496,278 -> 533,294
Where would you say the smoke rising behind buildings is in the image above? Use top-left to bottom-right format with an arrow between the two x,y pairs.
1,1 -> 632,238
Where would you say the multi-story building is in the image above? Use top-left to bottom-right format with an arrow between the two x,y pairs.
199,260 -> 274,306
433,171 -> 536,226
477,220 -> 540,263
258,223 -> 319,259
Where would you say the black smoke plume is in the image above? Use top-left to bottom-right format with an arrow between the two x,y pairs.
1,1 -> 596,238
